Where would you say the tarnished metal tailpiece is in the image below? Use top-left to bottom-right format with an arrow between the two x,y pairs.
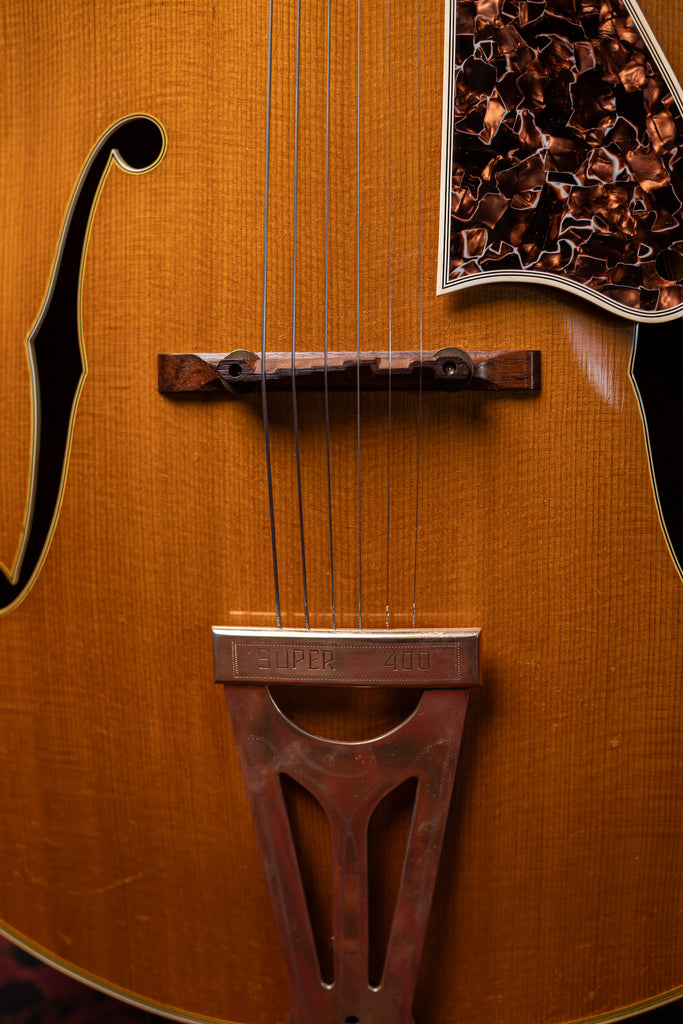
214,628 -> 481,1024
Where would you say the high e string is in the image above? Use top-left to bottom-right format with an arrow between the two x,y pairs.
385,0 -> 393,630
356,0 -> 363,630
290,0 -> 311,630
412,0 -> 424,630
324,0 -> 336,630
261,0 -> 281,628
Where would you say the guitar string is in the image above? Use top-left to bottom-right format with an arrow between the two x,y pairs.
291,0 -> 310,630
412,0 -> 424,630
356,0 -> 363,630
385,0 -> 393,631
324,0 -> 336,630
261,0 -> 281,628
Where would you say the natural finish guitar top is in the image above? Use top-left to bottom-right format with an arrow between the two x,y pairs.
0,2 -> 681,1023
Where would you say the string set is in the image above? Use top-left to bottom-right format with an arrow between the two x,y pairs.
259,0 -> 423,633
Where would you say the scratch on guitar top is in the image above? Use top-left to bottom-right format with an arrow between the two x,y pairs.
11,868 -> 48,890
75,872 -> 144,897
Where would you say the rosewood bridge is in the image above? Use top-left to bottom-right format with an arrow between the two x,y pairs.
159,347 -> 540,394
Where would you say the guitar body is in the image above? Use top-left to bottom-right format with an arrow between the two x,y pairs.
0,3 -> 681,1023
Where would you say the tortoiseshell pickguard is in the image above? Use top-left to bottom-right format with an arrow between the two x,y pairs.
439,0 -> 683,321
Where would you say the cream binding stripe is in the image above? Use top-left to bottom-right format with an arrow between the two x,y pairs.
0,115 -> 166,617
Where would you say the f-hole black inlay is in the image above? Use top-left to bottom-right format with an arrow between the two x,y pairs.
632,318 -> 683,577
0,116 -> 165,612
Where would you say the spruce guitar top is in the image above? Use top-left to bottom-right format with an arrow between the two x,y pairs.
0,2 -> 681,1023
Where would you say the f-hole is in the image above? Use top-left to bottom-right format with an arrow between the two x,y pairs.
0,115 -> 165,614
632,318 -> 683,577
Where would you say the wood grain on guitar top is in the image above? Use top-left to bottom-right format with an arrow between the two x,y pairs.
0,3 -> 681,1024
